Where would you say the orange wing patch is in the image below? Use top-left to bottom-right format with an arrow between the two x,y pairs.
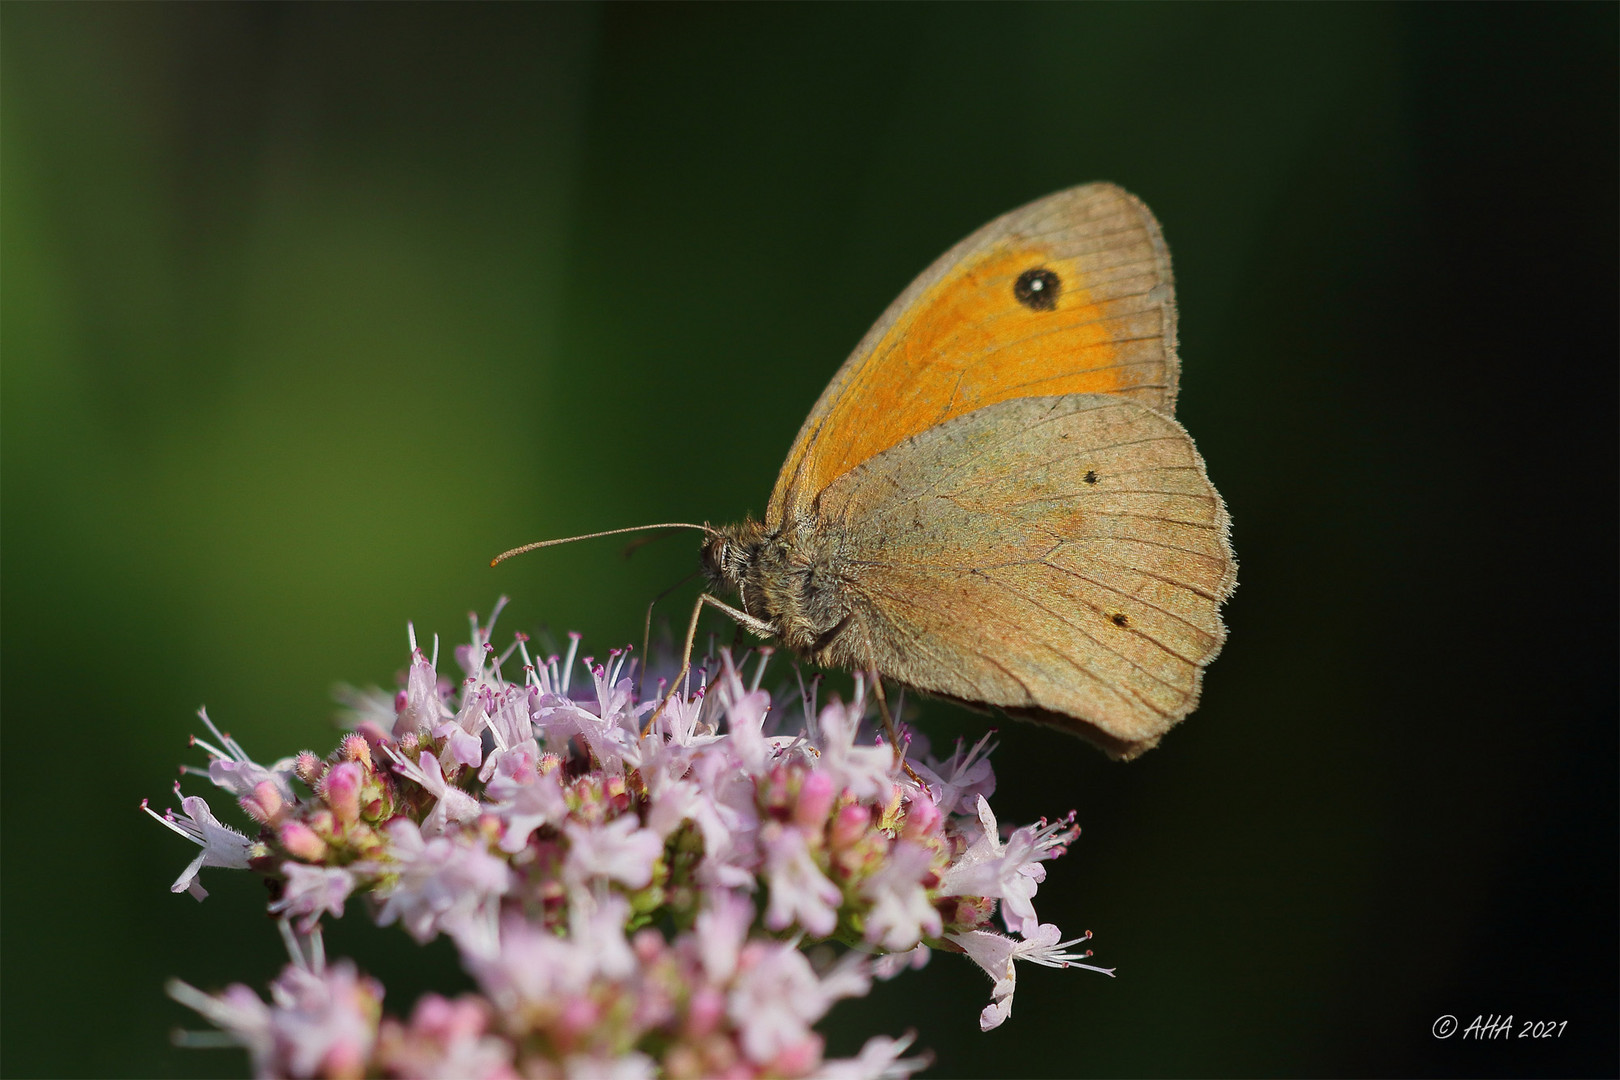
768,184 -> 1178,524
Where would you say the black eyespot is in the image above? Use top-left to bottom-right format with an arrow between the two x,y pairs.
1084,470 -> 1098,484
1111,612 -> 1130,627
1014,267 -> 1061,311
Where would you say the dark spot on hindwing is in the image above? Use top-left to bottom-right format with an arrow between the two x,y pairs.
1111,612 -> 1130,627
1084,470 -> 1098,484
1014,267 -> 1061,311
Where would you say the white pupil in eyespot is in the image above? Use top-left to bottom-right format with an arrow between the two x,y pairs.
1030,278 -> 1043,290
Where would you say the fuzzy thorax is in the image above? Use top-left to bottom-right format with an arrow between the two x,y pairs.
702,517 -> 855,663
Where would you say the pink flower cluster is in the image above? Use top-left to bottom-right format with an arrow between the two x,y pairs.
148,600 -> 1111,1078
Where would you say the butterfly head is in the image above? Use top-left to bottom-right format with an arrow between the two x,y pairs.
701,518 -> 767,592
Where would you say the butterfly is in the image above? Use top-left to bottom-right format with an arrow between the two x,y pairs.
500,183 -> 1236,760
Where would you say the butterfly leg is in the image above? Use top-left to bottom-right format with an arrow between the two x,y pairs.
866,670 -> 926,787
639,599 -> 655,704
636,568 -> 705,702
644,592 -> 776,735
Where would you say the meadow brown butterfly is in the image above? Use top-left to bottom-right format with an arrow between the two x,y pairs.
499,183 -> 1236,760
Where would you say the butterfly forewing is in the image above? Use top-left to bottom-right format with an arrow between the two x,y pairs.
768,183 -> 1180,525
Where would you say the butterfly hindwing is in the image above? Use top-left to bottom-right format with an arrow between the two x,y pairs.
812,394 -> 1234,759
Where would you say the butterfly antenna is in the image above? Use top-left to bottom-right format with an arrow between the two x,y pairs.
490,523 -> 712,567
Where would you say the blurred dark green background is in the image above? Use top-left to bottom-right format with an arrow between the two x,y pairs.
3,4 -> 1615,1077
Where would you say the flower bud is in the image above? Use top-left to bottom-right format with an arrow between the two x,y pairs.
354,721 -> 391,752
338,733 -> 373,769
901,795 -> 942,840
831,803 -> 871,849
279,820 -> 328,863
324,762 -> 363,826
794,770 -> 836,831
239,780 -> 284,825
294,751 -> 324,788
